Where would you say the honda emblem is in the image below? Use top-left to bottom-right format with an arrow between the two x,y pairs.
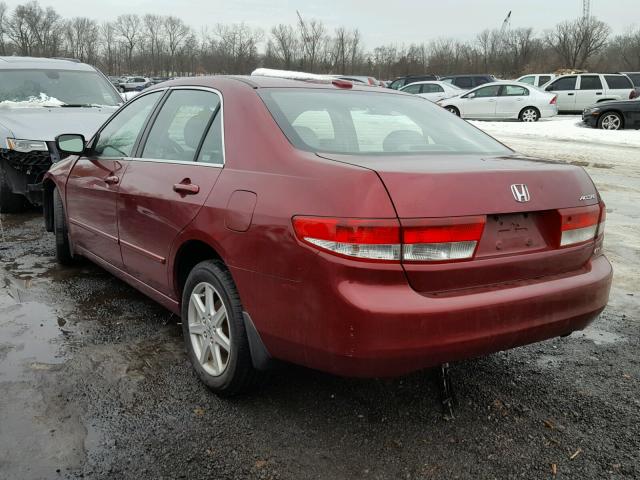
510,184 -> 530,203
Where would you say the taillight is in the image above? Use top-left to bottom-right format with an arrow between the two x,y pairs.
558,205 -> 600,247
550,95 -> 557,105
292,215 -> 486,263
292,217 -> 401,261
402,216 -> 486,262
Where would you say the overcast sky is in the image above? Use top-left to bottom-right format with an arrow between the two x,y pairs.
5,0 -> 638,47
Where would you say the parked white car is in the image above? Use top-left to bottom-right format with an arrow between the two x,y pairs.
541,73 -> 637,112
117,76 -> 151,92
516,73 -> 556,88
399,81 -> 464,102
437,81 -> 558,121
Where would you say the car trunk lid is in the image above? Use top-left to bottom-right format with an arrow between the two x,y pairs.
318,153 -> 601,294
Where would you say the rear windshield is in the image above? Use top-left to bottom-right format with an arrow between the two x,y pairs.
0,69 -> 122,107
259,89 -> 510,156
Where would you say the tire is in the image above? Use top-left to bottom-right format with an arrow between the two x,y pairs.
0,165 -> 27,213
444,106 -> 460,116
519,107 -> 540,122
597,112 -> 623,130
53,189 -> 74,265
181,260 -> 264,396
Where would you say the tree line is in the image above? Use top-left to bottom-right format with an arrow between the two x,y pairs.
1,1 -> 639,79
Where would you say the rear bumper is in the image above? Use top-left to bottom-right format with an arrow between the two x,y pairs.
258,255 -> 612,377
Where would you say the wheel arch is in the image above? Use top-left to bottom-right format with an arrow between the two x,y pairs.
42,178 -> 56,232
172,238 -> 225,299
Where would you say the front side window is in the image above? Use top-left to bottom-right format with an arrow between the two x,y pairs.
604,75 -> 633,90
401,84 -> 421,94
549,76 -> 577,91
259,89 -> 510,156
0,68 -> 122,106
472,85 -> 501,98
580,75 -> 603,90
142,89 -> 220,162
502,85 -> 529,96
388,79 -> 404,90
93,91 -> 162,158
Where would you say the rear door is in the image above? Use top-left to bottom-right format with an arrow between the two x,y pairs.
461,85 -> 500,118
117,88 -> 224,295
496,84 -> 529,118
65,91 -> 163,268
546,76 -> 577,111
575,75 -> 603,109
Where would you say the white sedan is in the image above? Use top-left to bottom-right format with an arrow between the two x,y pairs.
399,81 -> 464,102
437,81 -> 558,121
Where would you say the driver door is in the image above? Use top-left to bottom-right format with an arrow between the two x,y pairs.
461,85 -> 501,118
65,91 -> 163,268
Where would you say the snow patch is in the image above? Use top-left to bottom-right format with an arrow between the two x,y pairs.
470,116 -> 640,148
251,68 -> 333,82
0,93 -> 65,109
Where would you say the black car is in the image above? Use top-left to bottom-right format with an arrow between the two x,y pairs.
582,99 -> 640,130
440,74 -> 496,90
388,74 -> 438,90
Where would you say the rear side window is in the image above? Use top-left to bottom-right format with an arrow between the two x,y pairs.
423,84 -> 444,93
580,75 -> 603,90
538,75 -> 552,86
197,112 -> 224,164
604,75 -> 633,90
549,76 -> 577,91
259,89 -> 510,156
455,77 -> 473,89
626,73 -> 640,86
388,79 -> 404,90
473,76 -> 491,86
519,76 -> 535,85
142,89 -> 220,162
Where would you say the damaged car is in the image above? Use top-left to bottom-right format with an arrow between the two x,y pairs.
0,56 -> 123,212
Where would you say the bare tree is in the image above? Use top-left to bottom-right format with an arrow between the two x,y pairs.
115,14 -> 141,72
269,24 -> 298,70
144,14 -> 165,75
100,22 -> 117,74
297,15 -> 325,72
165,16 -> 190,74
546,17 -> 610,69
0,2 -> 8,55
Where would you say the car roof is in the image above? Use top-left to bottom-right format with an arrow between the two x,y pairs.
402,80 -> 450,87
441,74 -> 493,78
154,75 -> 391,92
0,56 -> 96,71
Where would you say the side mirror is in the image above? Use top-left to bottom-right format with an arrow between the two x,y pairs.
56,134 -> 86,155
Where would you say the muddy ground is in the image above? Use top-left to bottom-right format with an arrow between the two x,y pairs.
0,132 -> 638,479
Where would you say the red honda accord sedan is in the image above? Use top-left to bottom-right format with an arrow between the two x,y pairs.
43,75 -> 612,395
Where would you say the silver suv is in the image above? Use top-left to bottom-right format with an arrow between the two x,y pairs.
0,56 -> 123,212
542,73 -> 637,112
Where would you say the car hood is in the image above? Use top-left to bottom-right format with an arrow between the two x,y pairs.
0,106 -> 118,141
585,99 -> 638,109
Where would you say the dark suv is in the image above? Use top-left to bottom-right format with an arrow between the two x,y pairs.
440,75 -> 496,90
388,75 -> 438,90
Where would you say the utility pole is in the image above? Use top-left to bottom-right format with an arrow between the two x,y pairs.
582,0 -> 592,19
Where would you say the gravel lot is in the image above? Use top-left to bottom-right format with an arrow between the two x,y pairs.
0,126 -> 638,479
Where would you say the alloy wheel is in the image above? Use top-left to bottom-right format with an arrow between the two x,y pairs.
188,282 -> 232,377
601,114 -> 621,130
521,108 -> 538,122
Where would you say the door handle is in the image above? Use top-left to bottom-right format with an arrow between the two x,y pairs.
104,175 -> 119,185
173,182 -> 200,195
596,92 -> 603,95
568,93 -> 575,96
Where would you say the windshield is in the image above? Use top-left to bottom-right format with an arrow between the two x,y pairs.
0,69 -> 122,107
259,88 -> 510,156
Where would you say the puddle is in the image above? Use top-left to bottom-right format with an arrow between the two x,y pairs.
575,327 -> 626,346
0,272 -> 68,382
